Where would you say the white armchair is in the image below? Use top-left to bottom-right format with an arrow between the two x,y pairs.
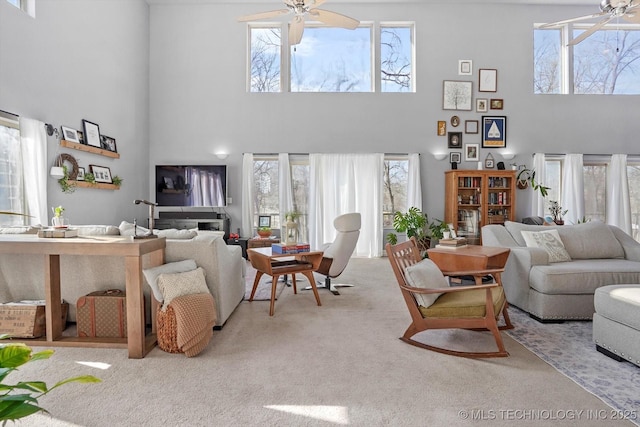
311,212 -> 361,295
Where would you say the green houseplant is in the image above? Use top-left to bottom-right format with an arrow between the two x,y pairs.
386,207 -> 428,246
57,166 -> 76,194
516,167 -> 550,198
0,335 -> 100,423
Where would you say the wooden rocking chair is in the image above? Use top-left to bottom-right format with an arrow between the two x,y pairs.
386,237 -> 513,358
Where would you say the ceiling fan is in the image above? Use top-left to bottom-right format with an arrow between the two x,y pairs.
237,0 -> 360,46
541,0 -> 640,45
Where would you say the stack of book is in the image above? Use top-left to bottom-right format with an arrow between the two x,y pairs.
272,243 -> 311,254
435,238 -> 468,249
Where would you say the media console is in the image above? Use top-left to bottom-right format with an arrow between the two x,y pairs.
154,212 -> 230,239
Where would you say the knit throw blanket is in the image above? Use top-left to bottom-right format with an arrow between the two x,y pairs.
170,293 -> 217,357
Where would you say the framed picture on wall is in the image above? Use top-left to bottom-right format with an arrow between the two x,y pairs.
82,119 -> 101,148
258,215 -> 271,228
437,121 -> 446,136
481,116 -> 507,148
450,152 -> 462,164
442,80 -> 473,111
465,143 -> 479,161
465,120 -> 479,134
61,126 -> 80,143
89,164 -> 113,184
448,132 -> 462,148
479,69 -> 498,92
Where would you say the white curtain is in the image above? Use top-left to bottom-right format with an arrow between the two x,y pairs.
241,153 -> 255,237
19,117 -> 47,226
406,153 -> 422,210
607,154 -> 632,235
186,167 -> 224,207
309,153 -> 384,257
561,153 -> 584,224
531,153 -> 546,217
278,153 -> 294,225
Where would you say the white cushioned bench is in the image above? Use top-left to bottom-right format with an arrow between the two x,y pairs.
593,285 -> 640,367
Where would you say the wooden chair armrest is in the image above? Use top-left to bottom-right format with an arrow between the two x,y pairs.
399,282 -> 499,294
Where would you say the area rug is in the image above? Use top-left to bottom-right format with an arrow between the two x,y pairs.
506,307 -> 640,426
243,261 -> 300,301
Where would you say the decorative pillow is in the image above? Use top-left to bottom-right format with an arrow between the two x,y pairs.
521,229 -> 572,263
404,259 -> 450,308
143,259 -> 198,302
157,267 -> 209,310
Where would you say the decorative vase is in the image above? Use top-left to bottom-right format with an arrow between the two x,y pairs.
52,216 -> 68,228
257,229 -> 271,238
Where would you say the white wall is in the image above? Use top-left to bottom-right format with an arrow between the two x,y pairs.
0,0 -> 149,226
149,2 -> 640,228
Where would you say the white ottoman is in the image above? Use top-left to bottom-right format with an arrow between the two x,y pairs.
593,285 -> 640,367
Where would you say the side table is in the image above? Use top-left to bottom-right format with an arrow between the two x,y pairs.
227,237 -> 248,259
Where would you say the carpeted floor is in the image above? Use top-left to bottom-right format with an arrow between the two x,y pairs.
8,257 -> 637,426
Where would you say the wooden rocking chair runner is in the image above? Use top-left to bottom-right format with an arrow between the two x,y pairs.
386,237 -> 513,358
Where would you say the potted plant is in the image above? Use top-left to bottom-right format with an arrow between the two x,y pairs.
257,226 -> 272,238
516,167 -> 550,197
548,200 -> 567,225
386,207 -> 431,253
57,166 -> 76,194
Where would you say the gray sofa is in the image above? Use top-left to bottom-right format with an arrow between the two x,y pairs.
481,221 -> 640,321
0,223 -> 245,327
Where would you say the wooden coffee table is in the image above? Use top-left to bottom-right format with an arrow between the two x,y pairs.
427,245 -> 510,286
247,247 -> 324,316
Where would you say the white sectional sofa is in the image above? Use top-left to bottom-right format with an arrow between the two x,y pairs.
481,221 -> 640,321
0,223 -> 245,327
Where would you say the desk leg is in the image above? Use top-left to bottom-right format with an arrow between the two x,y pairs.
125,255 -> 146,359
44,254 -> 62,342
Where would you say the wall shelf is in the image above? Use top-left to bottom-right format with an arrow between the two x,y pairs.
69,180 -> 120,190
60,139 -> 120,159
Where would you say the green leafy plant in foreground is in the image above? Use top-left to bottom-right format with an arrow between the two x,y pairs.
0,335 -> 101,424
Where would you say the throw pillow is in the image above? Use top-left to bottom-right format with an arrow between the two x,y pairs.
157,267 -> 210,310
521,229 -> 572,263
404,258 -> 450,308
143,259 -> 198,302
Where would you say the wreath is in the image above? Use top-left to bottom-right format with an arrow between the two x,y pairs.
58,153 -> 79,180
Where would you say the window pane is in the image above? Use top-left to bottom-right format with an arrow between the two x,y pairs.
380,26 -> 413,92
383,159 -> 408,227
0,124 -> 23,225
583,165 -> 606,222
250,27 -> 281,92
291,161 -> 309,242
534,28 -> 562,94
290,26 -> 372,92
6,0 -> 20,8
574,28 -> 640,94
543,160 -> 562,215
253,159 -> 280,228
628,164 -> 640,242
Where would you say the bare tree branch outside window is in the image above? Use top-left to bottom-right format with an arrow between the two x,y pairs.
250,28 -> 281,92
381,27 -> 412,92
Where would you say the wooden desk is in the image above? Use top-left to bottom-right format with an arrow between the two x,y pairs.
0,235 -> 165,358
247,247 -> 323,316
427,245 -> 510,285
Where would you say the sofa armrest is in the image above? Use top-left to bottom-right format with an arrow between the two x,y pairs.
610,226 -> 640,262
500,246 -> 548,310
481,225 -> 520,248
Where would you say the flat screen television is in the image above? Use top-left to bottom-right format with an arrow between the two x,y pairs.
155,165 -> 227,207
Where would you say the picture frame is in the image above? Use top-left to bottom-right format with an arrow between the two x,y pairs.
82,119 -> 101,148
258,215 -> 271,228
164,176 -> 174,189
485,153 -> 495,169
450,152 -> 462,164
465,120 -> 479,134
442,80 -> 473,111
89,164 -> 112,184
76,167 -> 85,181
479,69 -> 498,92
450,116 -> 460,127
100,135 -> 117,153
448,132 -> 462,148
437,121 -> 446,136
476,98 -> 488,113
77,130 -> 84,145
465,143 -> 479,161
490,99 -> 504,110
61,126 -> 80,143
481,116 -> 507,148
458,60 -> 472,76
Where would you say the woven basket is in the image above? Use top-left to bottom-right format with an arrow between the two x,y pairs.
156,305 -> 181,353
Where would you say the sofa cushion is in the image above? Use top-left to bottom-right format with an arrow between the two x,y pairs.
75,225 -> 120,236
0,226 -> 39,234
157,267 -> 209,310
594,285 -> 640,331
118,221 -> 197,239
505,221 -> 560,246
529,259 -> 640,295
143,259 -> 198,302
521,229 -> 571,263
404,258 -> 449,308
555,221 -> 624,260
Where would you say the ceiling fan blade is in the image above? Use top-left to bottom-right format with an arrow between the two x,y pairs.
289,15 -> 305,45
238,9 -> 290,22
540,11 -> 608,28
568,16 -> 613,45
308,9 -> 360,29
